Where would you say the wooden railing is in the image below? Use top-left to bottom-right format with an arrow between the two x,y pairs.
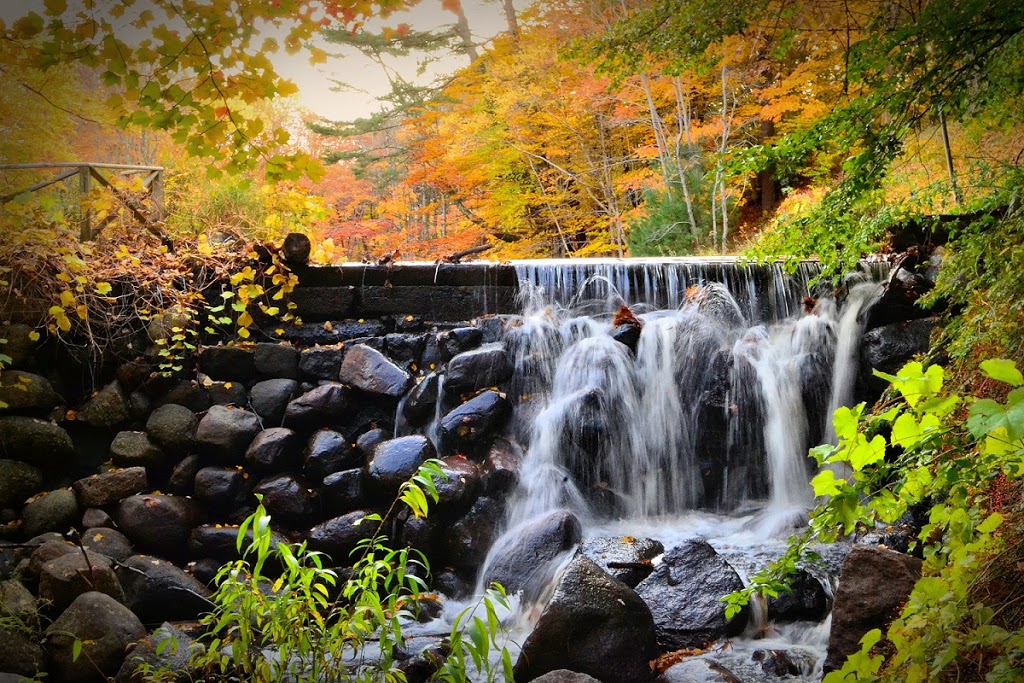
0,162 -> 167,244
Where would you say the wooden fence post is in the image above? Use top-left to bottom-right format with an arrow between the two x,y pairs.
78,166 -> 92,241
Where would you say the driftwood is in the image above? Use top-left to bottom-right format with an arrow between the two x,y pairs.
443,244 -> 494,263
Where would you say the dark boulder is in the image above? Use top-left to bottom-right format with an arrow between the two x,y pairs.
483,510 -> 582,602
116,494 -> 200,559
0,416 -> 75,468
0,370 -> 62,416
580,536 -> 664,588
434,455 -> 481,510
767,569 -> 831,623
282,232 -> 311,265
193,467 -> 246,507
824,545 -> 922,672
189,524 -> 285,564
206,381 -> 247,407
532,672 -> 602,683
166,454 -> 200,495
246,427 -> 301,472
117,555 -> 213,623
340,344 -> 414,398
438,390 -> 511,456
81,507 -> 114,529
384,332 -> 427,368
81,527 -> 133,562
254,474 -> 317,527
26,539 -> 78,583
355,427 -> 389,459
198,345 -> 256,383
254,342 -> 300,380
306,510 -> 376,563
249,378 -> 300,426
299,346 -> 345,381
73,467 -> 148,508
444,345 -> 512,395
400,372 -> 440,427
77,381 -> 131,430
634,539 -> 747,651
322,468 -> 368,515
859,318 -> 937,398
0,622 -> 46,678
367,435 -> 435,492
283,383 -> 351,431
195,405 -> 261,462
145,404 -> 198,455
0,458 -> 43,508
513,555 -> 658,683
43,591 -> 147,682
22,488 -> 80,538
445,496 -> 503,573
481,438 -> 523,495
39,552 -> 125,613
610,323 -> 642,353
304,428 -> 358,479
437,327 -> 483,360
109,432 -> 167,469
116,622 -> 195,683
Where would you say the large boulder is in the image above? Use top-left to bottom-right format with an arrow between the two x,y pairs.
580,536 -> 664,588
0,416 -> 75,468
245,427 -> 301,472
283,383 -> 351,431
116,494 -> 200,559
444,345 -> 512,395
0,623 -> 46,678
145,404 -> 198,455
199,345 -> 256,383
115,622 -> 196,683
306,510 -> 376,563
514,555 -> 658,683
321,468 -> 368,515
634,539 -> 747,651
400,372 -> 440,427
0,370 -> 62,415
824,545 -> 922,672
433,455 -> 481,510
304,428 -> 358,480
767,568 -> 831,623
81,527 -> 134,562
367,435 -> 435,492
340,344 -> 414,398
73,467 -> 148,508
22,488 -> 80,538
481,437 -> 524,495
438,390 -> 511,456
109,431 -> 167,469
192,467 -> 247,508
117,555 -> 212,623
43,591 -> 147,682
77,381 -> 131,430
0,458 -> 43,508
195,405 -> 261,462
189,524 -> 285,564
444,496 -> 503,572
483,510 -> 582,602
38,551 -> 125,613
254,474 -> 317,527
859,318 -> 937,397
299,347 -> 345,381
254,342 -> 300,380
249,378 -> 300,427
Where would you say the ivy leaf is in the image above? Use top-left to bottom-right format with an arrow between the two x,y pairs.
976,512 -> 1004,535
811,468 -> 845,497
891,412 -> 921,449
979,359 -> 1023,387
849,434 -> 886,471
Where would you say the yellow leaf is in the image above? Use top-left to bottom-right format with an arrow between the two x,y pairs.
237,311 -> 253,328
28,331 -> 41,342
76,305 -> 88,320
60,290 -> 76,308
96,282 -> 112,295
237,327 -> 251,339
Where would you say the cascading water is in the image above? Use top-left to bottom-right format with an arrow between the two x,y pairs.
464,258 -> 887,679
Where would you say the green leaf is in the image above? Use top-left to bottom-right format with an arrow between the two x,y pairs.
980,359 -> 1023,387
811,469 -> 845,497
849,434 -> 886,471
72,639 -> 83,662
976,512 -> 1004,534
891,412 -> 921,449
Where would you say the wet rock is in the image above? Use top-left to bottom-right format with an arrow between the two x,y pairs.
400,372 -> 440,426
81,527 -> 133,562
514,555 -> 658,683
198,346 -> 256,383
581,536 -> 664,588
399,513 -> 440,556
481,438 -> 523,495
196,405 -> 261,462
322,468 -> 368,515
610,323 -> 642,353
1,577 -> 39,627
355,428 -> 389,459
246,427 -> 301,472
438,327 -> 483,360
304,428 -> 358,480
434,455 -> 481,510
157,380 -> 211,413
0,323 -> 37,368
752,649 -> 802,677
635,539 -> 747,651
166,455 -> 200,495
0,623 -> 46,678
254,474 -> 317,527
116,622 -> 195,683
206,380 -> 247,407
307,510 -> 376,563
444,497 -> 503,572
367,435 -> 435,492
39,552 -> 125,613
77,381 -> 131,429
661,659 -> 742,683
282,232 -> 311,265
483,510 -> 582,601
0,416 -> 76,468
767,569 -> 831,623
74,467 -> 148,508
250,378 -> 300,426
865,268 -> 933,330
284,383 -> 351,431
438,390 -> 511,456
299,346 -> 345,381
189,524 -> 283,564
0,458 -> 43,508
255,342 -> 300,380
116,494 -> 200,559
0,370 -> 62,416
117,555 -> 212,623
444,345 -> 512,394
128,390 -> 152,420
23,488 -> 80,538
340,344 -> 414,397
532,671 -> 602,683
44,591 -> 147,682
824,545 -> 922,672
384,332 -> 427,367
193,467 -> 246,507
109,432 -> 167,469
859,318 -> 937,397
26,539 -> 77,583
81,508 -> 114,529
145,404 -> 198,455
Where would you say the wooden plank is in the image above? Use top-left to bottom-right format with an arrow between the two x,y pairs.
0,168 -> 78,204
79,167 -> 92,241
0,162 -> 164,172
